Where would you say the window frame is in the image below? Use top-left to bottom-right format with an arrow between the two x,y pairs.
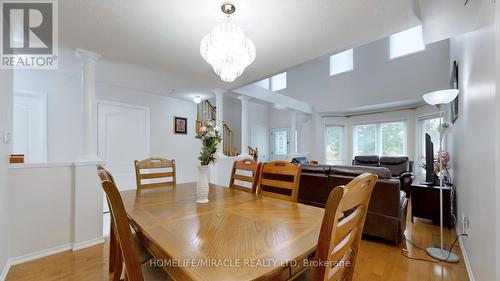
388,25 -> 426,60
329,48 -> 354,76
323,124 -> 345,165
352,120 -> 407,158
416,113 -> 442,176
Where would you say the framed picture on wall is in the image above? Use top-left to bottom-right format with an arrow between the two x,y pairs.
450,61 -> 459,123
174,117 -> 188,134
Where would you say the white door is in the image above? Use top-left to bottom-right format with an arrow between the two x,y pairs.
98,101 -> 150,192
12,91 -> 47,163
270,128 -> 289,161
250,126 -> 269,162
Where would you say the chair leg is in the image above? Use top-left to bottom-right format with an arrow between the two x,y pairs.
112,254 -> 123,281
110,220 -> 116,274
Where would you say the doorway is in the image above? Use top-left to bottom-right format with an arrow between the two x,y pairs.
97,100 -> 150,236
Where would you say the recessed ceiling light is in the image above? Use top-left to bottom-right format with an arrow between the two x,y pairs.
193,96 -> 202,104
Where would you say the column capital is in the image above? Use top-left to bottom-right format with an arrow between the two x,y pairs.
211,88 -> 227,95
237,95 -> 251,102
75,48 -> 101,62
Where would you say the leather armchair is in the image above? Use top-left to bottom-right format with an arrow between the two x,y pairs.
298,164 -> 408,244
352,156 -> 415,197
379,156 -> 414,196
353,155 -> 379,167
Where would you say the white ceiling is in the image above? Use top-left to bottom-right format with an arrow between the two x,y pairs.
59,0 -> 421,97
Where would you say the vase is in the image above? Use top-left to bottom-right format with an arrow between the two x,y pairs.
196,165 -> 209,203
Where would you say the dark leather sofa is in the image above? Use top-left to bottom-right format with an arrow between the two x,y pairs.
353,155 -> 414,196
297,164 -> 408,244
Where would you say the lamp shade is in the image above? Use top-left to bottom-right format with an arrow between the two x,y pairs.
423,89 -> 459,105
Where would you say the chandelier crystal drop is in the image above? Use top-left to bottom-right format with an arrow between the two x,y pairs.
200,3 -> 256,83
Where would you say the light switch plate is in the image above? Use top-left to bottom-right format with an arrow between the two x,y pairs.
3,131 -> 11,144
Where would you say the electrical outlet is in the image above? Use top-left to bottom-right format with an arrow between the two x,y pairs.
461,215 -> 469,236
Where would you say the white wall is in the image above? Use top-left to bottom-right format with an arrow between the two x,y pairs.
7,165 -> 73,258
0,69 -> 13,279
284,38 -> 450,113
247,102 -> 270,162
96,83 -> 200,184
13,51 -> 201,183
448,1 -> 497,280
5,49 -> 203,269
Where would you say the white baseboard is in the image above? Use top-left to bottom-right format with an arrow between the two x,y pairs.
1,243 -> 73,280
72,237 -> 105,252
8,243 -> 73,267
0,237 -> 104,280
0,261 -> 11,281
457,229 -> 475,281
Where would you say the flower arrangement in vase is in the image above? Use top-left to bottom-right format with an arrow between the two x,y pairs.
196,121 -> 222,203
420,151 -> 452,184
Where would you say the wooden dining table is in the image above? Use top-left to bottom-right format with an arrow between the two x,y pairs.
118,183 -> 324,281
119,183 -> 325,281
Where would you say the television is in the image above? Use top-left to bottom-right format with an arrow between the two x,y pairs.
424,133 -> 435,185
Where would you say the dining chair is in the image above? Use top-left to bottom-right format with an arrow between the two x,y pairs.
300,173 -> 377,281
134,157 -> 176,189
98,165 -> 169,281
257,161 -> 301,202
229,159 -> 262,193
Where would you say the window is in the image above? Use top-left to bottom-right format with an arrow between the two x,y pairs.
353,124 -> 376,155
381,122 -> 405,156
419,117 -> 441,156
270,72 -> 287,92
254,72 -> 287,92
254,78 -> 270,90
417,116 -> 441,175
324,126 -> 344,165
353,121 -> 406,157
273,129 -> 288,155
389,25 -> 425,59
330,49 -> 353,76
12,91 -> 47,163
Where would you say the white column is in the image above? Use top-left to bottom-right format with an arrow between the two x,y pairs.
238,96 -> 250,156
75,49 -> 101,160
290,110 -> 297,155
215,91 -> 225,157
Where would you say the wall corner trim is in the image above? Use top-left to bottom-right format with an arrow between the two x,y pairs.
0,261 -> 11,281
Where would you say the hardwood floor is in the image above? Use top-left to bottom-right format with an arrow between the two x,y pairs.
6,211 -> 469,281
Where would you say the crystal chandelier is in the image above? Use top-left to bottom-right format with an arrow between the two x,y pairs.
200,2 -> 256,83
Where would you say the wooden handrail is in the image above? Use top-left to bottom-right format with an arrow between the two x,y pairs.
248,146 -> 258,161
223,122 -> 237,156
196,100 -> 239,156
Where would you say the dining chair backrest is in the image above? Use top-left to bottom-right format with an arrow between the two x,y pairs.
98,166 -> 145,281
257,161 -> 301,202
229,159 -> 262,193
311,173 -> 377,281
134,157 -> 176,189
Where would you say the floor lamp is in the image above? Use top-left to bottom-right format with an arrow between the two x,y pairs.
422,89 -> 460,263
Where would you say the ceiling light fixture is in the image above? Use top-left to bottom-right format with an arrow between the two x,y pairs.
200,2 -> 256,83
193,96 -> 202,104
